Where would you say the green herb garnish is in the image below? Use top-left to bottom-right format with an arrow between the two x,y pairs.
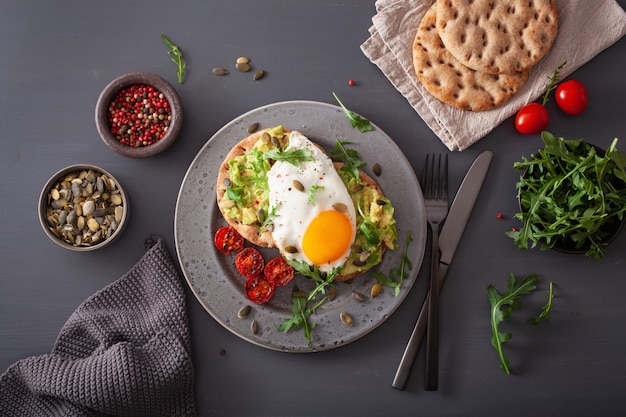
331,140 -> 366,181
278,261 -> 340,346
529,281 -> 554,325
487,273 -> 538,374
308,185 -> 325,205
539,61 -> 566,105
161,34 -> 187,84
259,203 -> 280,235
507,131 -> 626,259
332,92 -> 374,133
372,231 -> 412,296
357,203 -> 380,246
265,148 -> 313,167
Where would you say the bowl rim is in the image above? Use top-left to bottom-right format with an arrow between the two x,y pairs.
38,164 -> 129,251
95,71 -> 183,158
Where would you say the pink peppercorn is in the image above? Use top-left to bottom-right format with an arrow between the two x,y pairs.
107,84 -> 171,148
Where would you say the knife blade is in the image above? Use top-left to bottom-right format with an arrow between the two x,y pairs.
392,150 -> 493,390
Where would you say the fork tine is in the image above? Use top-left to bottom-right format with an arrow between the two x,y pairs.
441,154 -> 448,201
422,154 -> 448,201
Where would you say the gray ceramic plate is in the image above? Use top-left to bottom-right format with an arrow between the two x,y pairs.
174,100 -> 427,352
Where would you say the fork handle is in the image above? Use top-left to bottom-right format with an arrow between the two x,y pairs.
425,227 -> 440,391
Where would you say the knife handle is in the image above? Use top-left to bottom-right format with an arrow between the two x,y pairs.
392,263 -> 449,390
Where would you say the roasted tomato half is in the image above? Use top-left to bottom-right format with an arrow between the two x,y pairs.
264,257 -> 295,287
214,225 -> 245,254
245,275 -> 275,304
235,247 -> 265,279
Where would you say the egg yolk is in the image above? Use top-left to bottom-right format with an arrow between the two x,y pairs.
302,209 -> 353,267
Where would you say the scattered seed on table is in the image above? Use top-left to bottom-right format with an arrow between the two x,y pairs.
236,62 -> 251,72
212,67 -> 229,76
253,69 -> 265,80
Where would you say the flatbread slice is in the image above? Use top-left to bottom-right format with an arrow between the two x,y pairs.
435,0 -> 558,75
412,4 -> 529,111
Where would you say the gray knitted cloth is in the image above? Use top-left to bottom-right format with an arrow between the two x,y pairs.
0,237 -> 195,417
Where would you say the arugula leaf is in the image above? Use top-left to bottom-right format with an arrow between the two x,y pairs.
357,203 -> 380,245
225,187 -> 245,204
278,261 -> 340,346
507,131 -> 626,259
487,273 -> 538,374
332,92 -> 374,133
331,140 -> 366,181
372,231 -> 413,296
529,281 -> 554,325
265,148 -> 313,167
308,185 -> 324,206
161,34 -> 187,84
258,203 -> 280,235
277,288 -> 326,345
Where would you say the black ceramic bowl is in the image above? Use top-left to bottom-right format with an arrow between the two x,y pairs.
95,72 -> 183,158
517,141 -> 626,255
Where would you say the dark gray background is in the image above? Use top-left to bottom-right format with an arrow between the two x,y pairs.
2,1 -> 625,415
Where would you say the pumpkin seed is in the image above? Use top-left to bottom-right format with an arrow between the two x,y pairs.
247,122 -> 259,133
43,169 -> 125,248
292,180 -> 305,192
351,291 -> 366,302
238,305 -> 251,319
253,69 -> 265,80
371,283 -> 382,298
350,184 -> 364,193
250,319 -> 259,334
327,286 -> 337,301
333,202 -> 348,212
373,163 -> 382,176
340,311 -> 353,326
212,67 -> 229,76
284,245 -> 299,254
236,56 -> 250,64
236,62 -> 251,72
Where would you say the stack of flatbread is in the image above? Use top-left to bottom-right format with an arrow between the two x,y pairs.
413,0 -> 558,111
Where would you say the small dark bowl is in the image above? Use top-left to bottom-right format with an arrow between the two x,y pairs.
38,164 -> 129,251
517,142 -> 625,255
95,72 -> 183,158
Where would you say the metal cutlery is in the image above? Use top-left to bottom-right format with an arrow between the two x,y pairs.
421,153 -> 449,391
392,151 -> 493,391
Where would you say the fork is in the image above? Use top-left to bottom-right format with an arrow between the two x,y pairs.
422,153 -> 449,391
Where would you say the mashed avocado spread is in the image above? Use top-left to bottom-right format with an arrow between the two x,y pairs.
219,125 -> 397,277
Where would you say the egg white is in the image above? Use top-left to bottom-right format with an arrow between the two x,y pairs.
267,131 -> 356,272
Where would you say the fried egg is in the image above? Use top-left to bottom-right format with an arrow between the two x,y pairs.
267,131 -> 356,272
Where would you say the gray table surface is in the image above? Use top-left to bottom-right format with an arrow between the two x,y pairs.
2,1 -> 626,416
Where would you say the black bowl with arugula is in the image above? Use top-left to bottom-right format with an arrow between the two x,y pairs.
507,131 -> 626,259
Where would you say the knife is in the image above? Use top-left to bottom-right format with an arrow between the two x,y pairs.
392,150 -> 493,390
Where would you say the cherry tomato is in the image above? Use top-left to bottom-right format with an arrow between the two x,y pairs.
515,103 -> 550,135
235,247 -> 265,279
214,225 -> 245,254
245,275 -> 275,304
556,80 -> 588,115
264,257 -> 295,286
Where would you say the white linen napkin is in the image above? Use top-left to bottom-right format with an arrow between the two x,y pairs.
361,0 -> 626,150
